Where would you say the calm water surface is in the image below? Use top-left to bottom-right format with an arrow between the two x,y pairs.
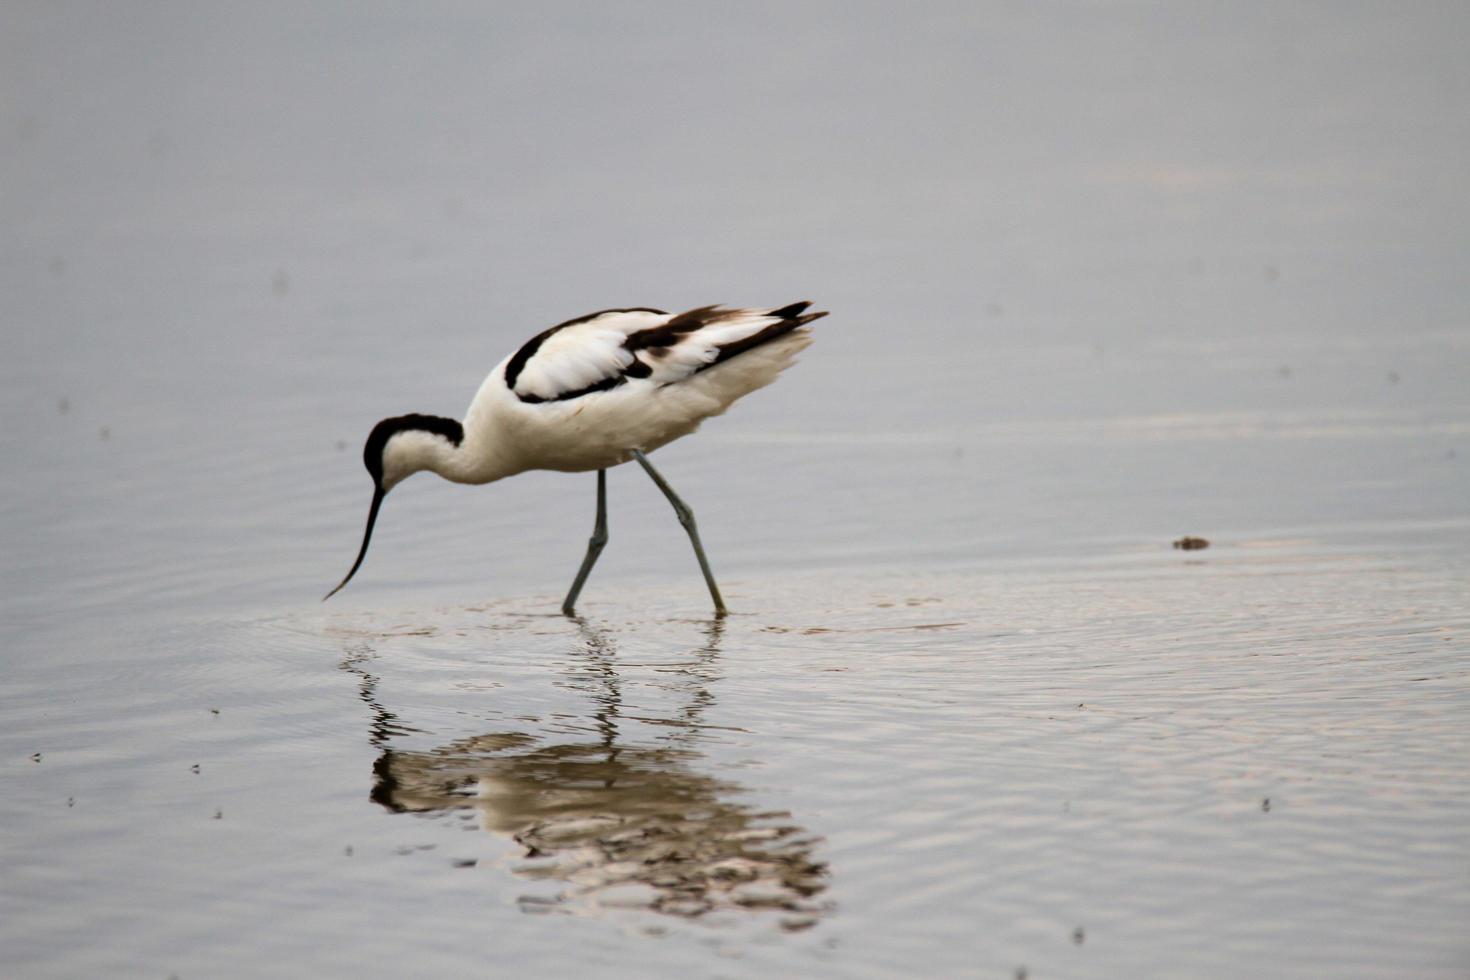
3,3 -> 1469,977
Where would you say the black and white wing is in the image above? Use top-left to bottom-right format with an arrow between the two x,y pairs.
504,303 -> 826,404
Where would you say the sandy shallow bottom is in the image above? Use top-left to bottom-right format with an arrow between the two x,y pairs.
6,536 -> 1468,979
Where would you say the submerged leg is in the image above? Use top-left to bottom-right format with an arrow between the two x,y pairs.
561,469 -> 608,617
631,450 -> 727,617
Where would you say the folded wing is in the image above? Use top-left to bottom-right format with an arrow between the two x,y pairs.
506,303 -> 825,404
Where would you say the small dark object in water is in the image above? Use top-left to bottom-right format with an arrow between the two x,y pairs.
1073,926 -> 1086,945
190,763 -> 201,774
1173,536 -> 1210,551
32,752 -> 41,763
1262,797 -> 1271,812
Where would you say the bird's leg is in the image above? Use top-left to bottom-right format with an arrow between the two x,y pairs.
631,450 -> 727,617
561,469 -> 609,617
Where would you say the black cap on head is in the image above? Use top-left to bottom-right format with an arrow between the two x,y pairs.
362,413 -> 465,489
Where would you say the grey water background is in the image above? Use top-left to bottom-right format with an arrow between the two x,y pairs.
3,3 -> 1469,977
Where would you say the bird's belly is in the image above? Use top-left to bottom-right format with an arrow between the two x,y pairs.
508,388 -> 712,473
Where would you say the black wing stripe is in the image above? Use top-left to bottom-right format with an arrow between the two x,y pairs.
550,306 -> 667,330
516,374 -> 628,404
623,305 -> 735,352
504,307 -> 667,391
701,309 -> 827,372
767,301 -> 812,320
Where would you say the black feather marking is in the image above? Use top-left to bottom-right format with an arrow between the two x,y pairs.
516,374 -> 628,405
702,309 -> 827,371
553,306 -> 668,329
363,413 -> 464,487
623,305 -> 737,352
504,307 -> 666,390
768,301 -> 812,319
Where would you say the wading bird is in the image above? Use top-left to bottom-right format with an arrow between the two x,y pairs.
324,302 -> 827,615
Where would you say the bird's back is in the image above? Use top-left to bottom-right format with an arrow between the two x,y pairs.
472,303 -> 825,473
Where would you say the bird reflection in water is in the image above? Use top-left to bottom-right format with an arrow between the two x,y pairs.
341,620 -> 829,927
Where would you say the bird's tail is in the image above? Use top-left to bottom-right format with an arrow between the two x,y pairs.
697,301 -> 828,370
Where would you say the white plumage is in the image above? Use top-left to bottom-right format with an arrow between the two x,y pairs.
326,301 -> 827,614
462,305 -> 816,478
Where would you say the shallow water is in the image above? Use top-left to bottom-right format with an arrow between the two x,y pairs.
4,3 -> 1470,978
6,553 -> 1469,978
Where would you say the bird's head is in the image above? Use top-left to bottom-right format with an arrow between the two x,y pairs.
324,414 -> 465,600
